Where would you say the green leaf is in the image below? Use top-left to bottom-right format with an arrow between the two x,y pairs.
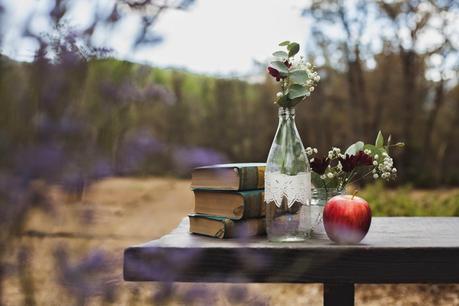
270,61 -> 289,74
363,144 -> 386,161
276,93 -> 289,106
288,84 -> 308,99
287,42 -> 300,57
272,51 -> 288,59
375,130 -> 384,148
289,70 -> 309,84
386,134 -> 392,150
279,40 -> 290,46
345,141 -> 364,156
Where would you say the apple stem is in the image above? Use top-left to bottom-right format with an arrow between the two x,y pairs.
351,190 -> 359,200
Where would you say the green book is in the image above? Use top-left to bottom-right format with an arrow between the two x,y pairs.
191,163 -> 265,191
188,214 -> 266,239
194,190 -> 265,220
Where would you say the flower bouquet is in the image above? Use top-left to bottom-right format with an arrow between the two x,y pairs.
306,131 -> 404,235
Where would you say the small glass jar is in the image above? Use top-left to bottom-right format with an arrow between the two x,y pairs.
309,188 -> 344,237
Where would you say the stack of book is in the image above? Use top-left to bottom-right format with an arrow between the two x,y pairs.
188,163 -> 266,239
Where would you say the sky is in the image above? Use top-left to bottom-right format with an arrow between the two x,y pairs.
1,0 -> 457,80
1,0 -> 311,76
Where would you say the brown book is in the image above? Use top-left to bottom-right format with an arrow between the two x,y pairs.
188,214 -> 266,239
194,190 -> 265,220
191,163 -> 265,191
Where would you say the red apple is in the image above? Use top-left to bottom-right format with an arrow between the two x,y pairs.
323,194 -> 372,244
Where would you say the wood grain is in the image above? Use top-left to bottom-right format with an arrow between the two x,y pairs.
124,217 -> 459,283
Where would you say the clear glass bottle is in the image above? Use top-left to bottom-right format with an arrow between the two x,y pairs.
265,107 -> 311,242
309,188 -> 344,238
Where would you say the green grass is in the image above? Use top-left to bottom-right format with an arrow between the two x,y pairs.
360,183 -> 459,216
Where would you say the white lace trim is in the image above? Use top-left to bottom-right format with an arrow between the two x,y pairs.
265,172 -> 311,208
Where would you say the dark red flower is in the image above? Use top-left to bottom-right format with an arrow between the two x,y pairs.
310,156 -> 330,175
284,60 -> 292,68
267,67 -> 281,81
339,154 -> 357,172
339,151 -> 373,172
355,151 -> 373,166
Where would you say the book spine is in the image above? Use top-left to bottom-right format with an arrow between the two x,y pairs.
239,165 -> 265,190
242,191 -> 265,218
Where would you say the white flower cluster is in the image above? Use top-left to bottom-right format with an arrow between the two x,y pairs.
296,58 -> 320,95
320,172 -> 336,180
327,147 -> 341,159
336,161 -> 343,171
372,152 -> 397,180
305,146 -> 318,156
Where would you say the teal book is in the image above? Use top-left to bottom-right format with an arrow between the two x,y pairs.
188,214 -> 266,239
191,163 -> 265,191
193,189 -> 264,220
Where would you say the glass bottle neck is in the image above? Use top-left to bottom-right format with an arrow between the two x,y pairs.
278,107 -> 295,119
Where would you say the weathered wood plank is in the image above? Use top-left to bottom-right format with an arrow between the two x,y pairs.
124,217 -> 459,283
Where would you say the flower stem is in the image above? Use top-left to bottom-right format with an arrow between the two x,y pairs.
347,168 -> 374,185
351,190 -> 359,200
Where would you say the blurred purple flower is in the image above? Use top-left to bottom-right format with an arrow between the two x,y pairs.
34,114 -> 87,141
54,247 -> 118,303
143,83 -> 176,105
152,283 -> 173,304
182,285 -> 214,304
226,285 -> 248,304
172,147 -> 228,173
124,247 -> 201,284
116,130 -> 164,175
91,159 -> 113,179
60,171 -> 86,195
59,158 -> 112,194
100,80 -> 176,106
15,144 -> 65,182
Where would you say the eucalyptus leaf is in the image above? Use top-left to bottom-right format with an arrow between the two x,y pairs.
276,94 -> 289,106
290,70 -> 309,84
279,40 -> 290,46
272,51 -> 288,59
345,141 -> 364,156
375,130 -> 384,148
270,61 -> 289,74
287,42 -> 300,57
288,84 -> 308,99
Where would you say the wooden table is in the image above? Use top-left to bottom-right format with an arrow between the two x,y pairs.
124,217 -> 459,306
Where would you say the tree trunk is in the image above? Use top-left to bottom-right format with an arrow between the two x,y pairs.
423,79 -> 444,157
399,49 -> 417,180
